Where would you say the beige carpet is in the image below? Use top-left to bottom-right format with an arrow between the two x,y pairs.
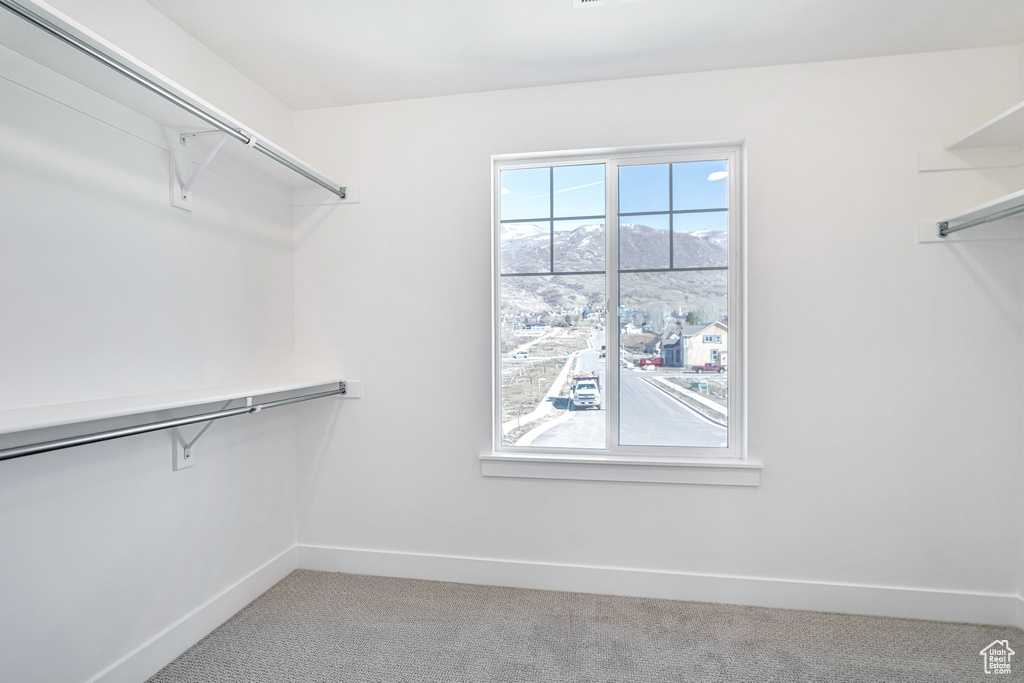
148,570 -> 1022,682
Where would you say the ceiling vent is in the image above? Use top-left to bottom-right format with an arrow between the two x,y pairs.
572,0 -> 646,8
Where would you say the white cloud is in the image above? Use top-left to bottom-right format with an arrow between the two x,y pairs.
707,171 -> 728,181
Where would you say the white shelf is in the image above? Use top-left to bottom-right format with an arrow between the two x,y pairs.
947,100 -> 1024,150
922,100 -> 1024,242
920,187 -> 1024,243
0,0 -> 345,200
0,378 -> 345,436
942,187 -> 1024,225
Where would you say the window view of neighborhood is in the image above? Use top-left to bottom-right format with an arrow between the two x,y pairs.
499,163 -> 607,448
498,159 -> 730,451
617,160 -> 729,448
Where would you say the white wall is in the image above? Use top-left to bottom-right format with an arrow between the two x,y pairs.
2,16 -> 1022,683
292,46 -> 1024,622
0,11 -> 299,683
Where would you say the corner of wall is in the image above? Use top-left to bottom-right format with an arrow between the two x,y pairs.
1019,41 -> 1024,97
87,546 -> 298,683
42,0 -> 295,146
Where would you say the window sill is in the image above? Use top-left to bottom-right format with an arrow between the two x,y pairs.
479,452 -> 762,486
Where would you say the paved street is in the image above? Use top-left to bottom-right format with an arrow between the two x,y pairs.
530,346 -> 606,449
530,335 -> 727,449
619,370 -> 727,447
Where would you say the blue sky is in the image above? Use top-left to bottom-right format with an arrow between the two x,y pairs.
555,164 -> 604,217
671,160 -> 728,211
620,160 -> 728,214
500,167 -> 549,220
501,159 -> 727,223
619,164 -> 669,213
501,164 -> 605,220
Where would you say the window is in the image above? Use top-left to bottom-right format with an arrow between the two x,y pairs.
493,146 -> 743,460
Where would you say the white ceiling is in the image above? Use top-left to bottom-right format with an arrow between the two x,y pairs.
146,0 -> 1024,110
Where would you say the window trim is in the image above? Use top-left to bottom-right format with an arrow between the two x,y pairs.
489,143 -> 748,471
480,452 -> 762,487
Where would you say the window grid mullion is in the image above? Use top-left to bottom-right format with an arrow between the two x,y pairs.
620,208 -> 727,217
668,163 -> 674,271
549,168 -> 554,274
500,266 -> 728,277
607,160 -> 619,453
501,214 -> 605,224
500,271 -> 606,278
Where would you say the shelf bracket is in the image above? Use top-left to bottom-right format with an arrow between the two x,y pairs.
173,398 -> 243,470
180,128 -> 238,139
170,133 -> 229,211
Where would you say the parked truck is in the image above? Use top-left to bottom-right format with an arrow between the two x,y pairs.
692,363 -> 726,374
570,372 -> 601,410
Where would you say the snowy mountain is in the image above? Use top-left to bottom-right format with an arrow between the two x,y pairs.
688,229 -> 729,250
499,223 -> 728,319
500,222 -> 727,274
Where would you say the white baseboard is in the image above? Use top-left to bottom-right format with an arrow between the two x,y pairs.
298,544 -> 1020,628
87,546 -> 298,683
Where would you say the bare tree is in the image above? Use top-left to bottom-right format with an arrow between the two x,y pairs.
695,302 -> 720,325
646,302 -> 671,334
500,320 -> 519,353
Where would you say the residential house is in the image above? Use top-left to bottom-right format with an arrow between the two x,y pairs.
661,321 -> 728,368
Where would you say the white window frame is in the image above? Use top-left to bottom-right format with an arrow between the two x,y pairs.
484,144 -> 758,486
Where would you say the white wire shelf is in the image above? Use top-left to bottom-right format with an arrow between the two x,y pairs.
947,99 -> 1024,150
0,378 -> 348,436
0,0 -> 345,202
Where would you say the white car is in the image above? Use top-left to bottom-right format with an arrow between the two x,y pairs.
512,350 -> 529,359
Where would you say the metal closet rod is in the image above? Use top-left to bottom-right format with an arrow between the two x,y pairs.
0,0 -> 346,200
939,202 -> 1024,237
0,383 -> 348,463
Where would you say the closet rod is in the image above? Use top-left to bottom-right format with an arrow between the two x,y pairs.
0,383 -> 347,463
939,202 -> 1024,237
0,0 -> 346,200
